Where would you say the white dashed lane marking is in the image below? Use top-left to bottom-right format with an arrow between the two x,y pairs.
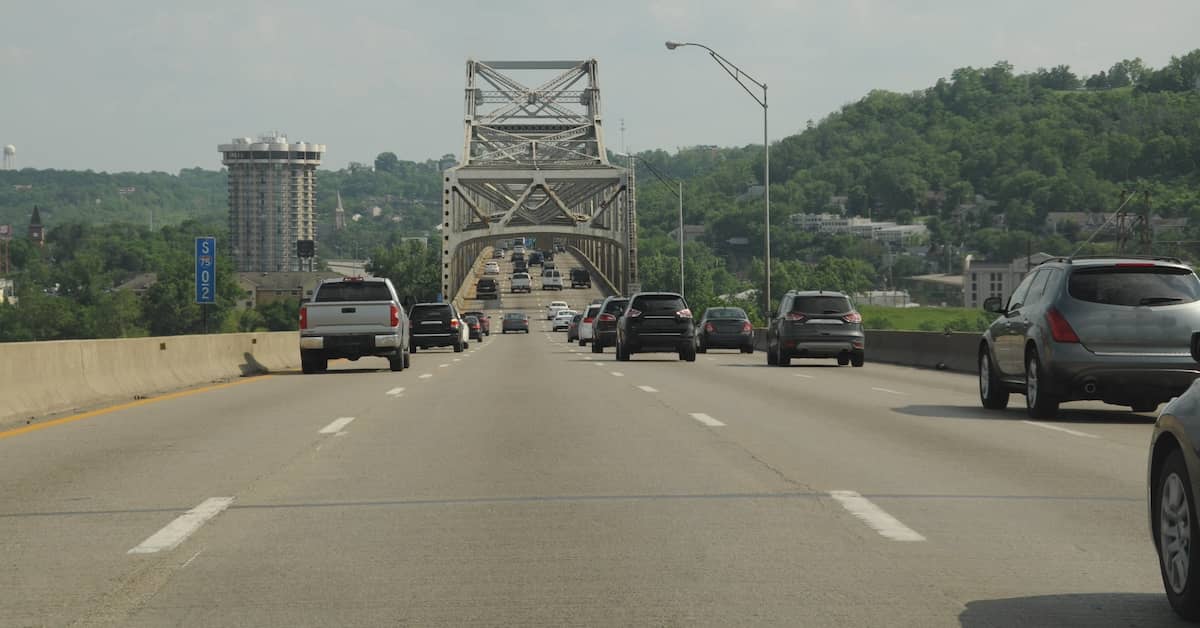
828,490 -> 926,542
611,372 -> 624,377
127,497 -> 235,555
871,387 -> 905,395
794,373 -> 815,379
637,385 -> 658,393
319,417 -> 355,434
1020,420 -> 1099,439
690,413 -> 725,427
386,387 -> 405,397
419,374 -> 433,379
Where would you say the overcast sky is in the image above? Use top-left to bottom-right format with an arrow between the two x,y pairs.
3,0 -> 1198,172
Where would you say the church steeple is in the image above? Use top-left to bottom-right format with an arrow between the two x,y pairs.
334,190 -> 347,231
28,205 -> 45,246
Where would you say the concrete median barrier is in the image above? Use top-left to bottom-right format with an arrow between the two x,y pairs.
0,332 -> 299,425
752,329 -> 979,373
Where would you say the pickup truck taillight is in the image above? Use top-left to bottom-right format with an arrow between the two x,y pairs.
389,304 -> 400,327
675,308 -> 692,319
742,321 -> 753,332
299,306 -> 308,330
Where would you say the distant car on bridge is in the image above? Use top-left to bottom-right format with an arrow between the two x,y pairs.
501,311 -> 530,333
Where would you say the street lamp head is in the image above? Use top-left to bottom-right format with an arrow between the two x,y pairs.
665,41 -> 683,50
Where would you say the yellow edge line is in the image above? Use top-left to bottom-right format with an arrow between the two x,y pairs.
0,376 -> 274,442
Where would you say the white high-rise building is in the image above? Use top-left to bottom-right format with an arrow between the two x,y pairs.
219,134 -> 325,272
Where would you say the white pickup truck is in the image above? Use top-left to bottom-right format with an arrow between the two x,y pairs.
299,277 -> 410,374
510,272 -> 532,293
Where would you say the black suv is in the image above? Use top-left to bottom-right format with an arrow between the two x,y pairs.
766,291 -> 864,367
409,302 -> 466,353
570,269 -> 591,289
590,296 -> 629,353
616,292 -> 696,362
475,278 -> 498,300
529,251 -> 544,266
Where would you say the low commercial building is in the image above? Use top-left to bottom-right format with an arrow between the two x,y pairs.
236,271 -> 343,308
962,252 -> 1055,309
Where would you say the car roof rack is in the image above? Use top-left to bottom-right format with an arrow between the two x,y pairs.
1065,254 -> 1184,264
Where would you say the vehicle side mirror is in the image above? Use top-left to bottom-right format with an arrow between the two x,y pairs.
1191,332 -> 1200,363
983,296 -> 1004,314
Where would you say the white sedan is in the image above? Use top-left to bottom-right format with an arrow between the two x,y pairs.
546,300 -> 569,320
484,261 -> 500,275
552,309 -> 577,331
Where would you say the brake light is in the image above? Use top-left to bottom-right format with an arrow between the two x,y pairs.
343,276 -> 364,282
450,318 -> 460,329
742,321 -> 753,332
676,308 -> 692,319
389,304 -> 400,327
1045,308 -> 1080,343
628,308 -> 643,318
599,313 -> 616,322
583,317 -> 593,324
705,323 -> 715,333
786,312 -> 807,321
842,311 -> 862,324
299,306 -> 308,330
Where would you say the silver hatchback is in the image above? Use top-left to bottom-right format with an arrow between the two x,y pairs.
978,256 -> 1200,418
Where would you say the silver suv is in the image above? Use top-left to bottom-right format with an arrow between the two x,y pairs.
979,255 -> 1200,418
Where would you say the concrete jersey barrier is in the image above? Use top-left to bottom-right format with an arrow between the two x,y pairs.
752,329 -> 980,373
0,331 -> 298,426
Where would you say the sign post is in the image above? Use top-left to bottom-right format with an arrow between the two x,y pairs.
195,237 -> 216,333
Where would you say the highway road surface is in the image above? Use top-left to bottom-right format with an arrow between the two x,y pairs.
0,256 -> 1184,626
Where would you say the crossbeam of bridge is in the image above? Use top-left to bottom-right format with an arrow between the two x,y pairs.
441,59 -> 633,301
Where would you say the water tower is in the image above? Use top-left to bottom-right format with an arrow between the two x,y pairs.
2,145 -> 13,170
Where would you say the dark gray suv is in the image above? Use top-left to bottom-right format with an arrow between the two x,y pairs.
766,291 -> 865,367
979,256 -> 1200,419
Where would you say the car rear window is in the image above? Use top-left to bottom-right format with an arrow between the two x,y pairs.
586,305 -> 601,317
706,308 -> 746,320
411,305 -> 452,322
504,312 -> 526,319
791,296 -> 852,314
1068,266 -> 1200,306
314,281 -> 392,302
603,299 -> 629,314
632,295 -> 686,315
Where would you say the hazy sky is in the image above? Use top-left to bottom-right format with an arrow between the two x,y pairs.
3,0 -> 1198,172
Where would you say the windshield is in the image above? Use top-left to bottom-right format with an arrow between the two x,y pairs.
705,308 -> 747,320
631,295 -> 686,315
1069,266 -> 1200,306
410,305 -> 451,322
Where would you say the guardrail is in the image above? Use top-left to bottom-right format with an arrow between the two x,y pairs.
565,246 -> 619,297
752,329 -> 979,373
0,332 -> 298,426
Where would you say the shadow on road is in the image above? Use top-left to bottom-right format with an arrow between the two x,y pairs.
892,404 -> 1155,424
958,592 -> 1182,627
719,363 -> 840,369
239,352 -> 268,376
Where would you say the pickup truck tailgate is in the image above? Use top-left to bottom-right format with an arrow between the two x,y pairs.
305,302 -> 394,334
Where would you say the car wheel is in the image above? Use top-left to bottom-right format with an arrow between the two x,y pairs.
741,344 -> 754,354
616,342 -> 630,361
978,349 -> 1009,409
837,354 -> 850,366
778,349 -> 791,366
1025,352 -> 1059,419
454,342 -> 464,353
697,340 -> 707,354
578,339 -> 585,347
851,352 -> 865,368
680,344 -> 697,362
1157,449 -> 1200,620
592,341 -> 602,354
402,349 -> 411,369
388,352 -> 404,372
767,341 -> 778,365
476,337 -> 483,343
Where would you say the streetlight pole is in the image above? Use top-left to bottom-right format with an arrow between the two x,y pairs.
678,181 -> 684,297
665,40 -> 770,314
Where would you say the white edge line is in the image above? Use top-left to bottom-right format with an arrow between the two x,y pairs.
828,490 -> 925,542
128,497 -> 235,554
319,417 -> 355,434
1020,420 -> 1099,439
690,412 -> 725,427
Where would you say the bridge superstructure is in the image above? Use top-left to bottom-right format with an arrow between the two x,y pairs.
441,59 -> 633,300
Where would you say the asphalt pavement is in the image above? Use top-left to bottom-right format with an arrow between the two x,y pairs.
0,252 -> 1184,626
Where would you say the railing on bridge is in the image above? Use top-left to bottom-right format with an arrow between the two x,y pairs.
441,59 -> 633,301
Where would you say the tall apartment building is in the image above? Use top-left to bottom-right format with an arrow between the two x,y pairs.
219,134 -> 325,272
